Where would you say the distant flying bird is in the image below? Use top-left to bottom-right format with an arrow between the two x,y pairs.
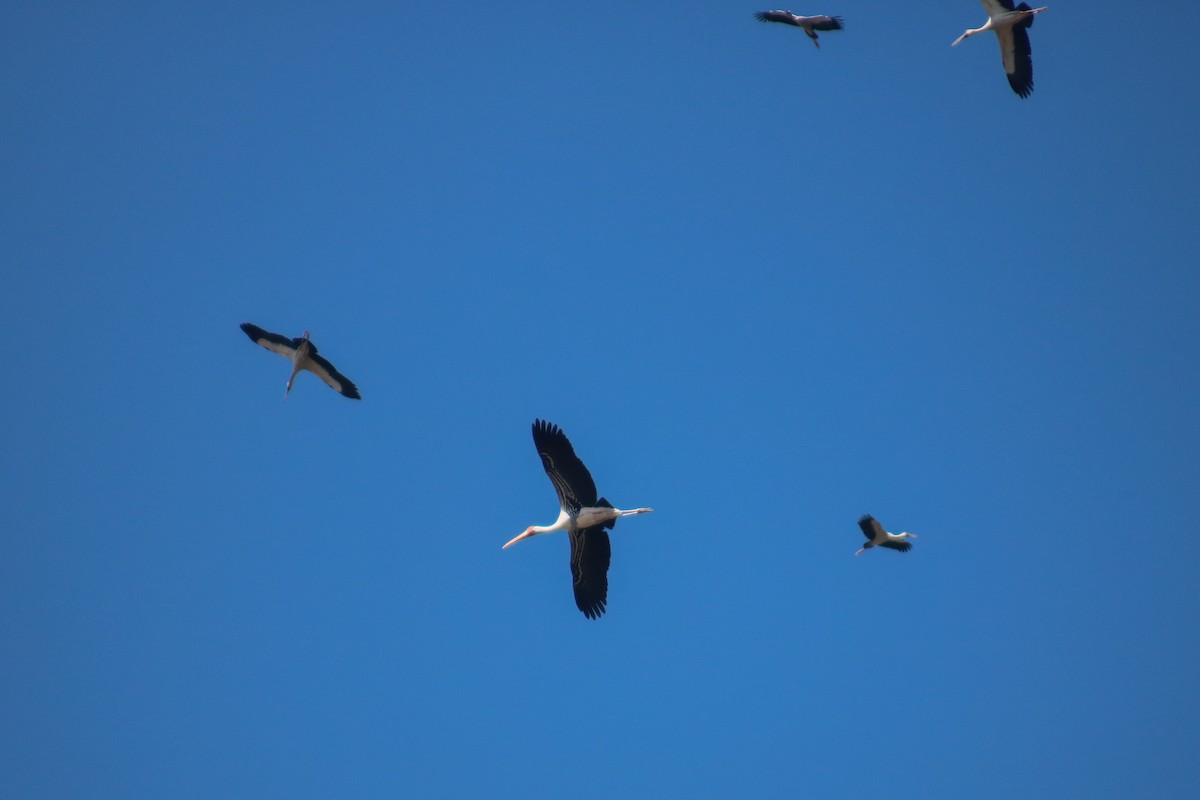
856,514 -> 917,555
503,420 -> 653,619
754,10 -> 844,49
952,1 -> 1048,98
240,323 -> 361,400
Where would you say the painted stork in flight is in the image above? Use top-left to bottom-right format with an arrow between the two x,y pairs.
503,419 -> 653,619
952,1 -> 1048,98
240,323 -> 361,400
856,514 -> 917,556
754,10 -> 844,49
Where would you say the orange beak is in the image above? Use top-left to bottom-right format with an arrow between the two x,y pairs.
502,528 -> 536,550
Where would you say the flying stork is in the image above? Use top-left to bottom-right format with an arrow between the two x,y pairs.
856,514 -> 917,556
240,323 -> 361,400
502,419 -> 653,619
952,1 -> 1048,98
754,10 -> 844,49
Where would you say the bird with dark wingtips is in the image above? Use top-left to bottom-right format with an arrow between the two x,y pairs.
754,10 -> 844,49
952,0 -> 1048,98
240,323 -> 361,400
856,514 -> 917,555
503,420 -> 653,619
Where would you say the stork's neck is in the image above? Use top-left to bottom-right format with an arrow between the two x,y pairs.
533,508 -> 573,534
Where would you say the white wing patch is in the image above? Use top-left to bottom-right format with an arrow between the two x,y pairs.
256,339 -> 298,360
303,359 -> 345,393
996,27 -> 1016,76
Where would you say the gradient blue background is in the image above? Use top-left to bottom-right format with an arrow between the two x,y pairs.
3,2 -> 1198,797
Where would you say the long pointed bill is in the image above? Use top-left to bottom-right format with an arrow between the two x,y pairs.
502,530 -> 535,550
854,548 -> 866,556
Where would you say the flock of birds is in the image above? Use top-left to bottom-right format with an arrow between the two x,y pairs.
241,323 -> 918,620
233,2 -> 1048,620
756,1 -> 1050,98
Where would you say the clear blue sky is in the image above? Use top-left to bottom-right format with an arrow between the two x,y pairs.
3,2 -> 1198,797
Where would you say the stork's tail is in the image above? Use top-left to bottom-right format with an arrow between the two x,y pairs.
596,497 -> 616,530
1016,3 -> 1039,28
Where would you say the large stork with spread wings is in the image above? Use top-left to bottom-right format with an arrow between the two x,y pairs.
952,0 -> 1048,98
240,323 -> 361,400
503,420 -> 653,619
856,514 -> 917,556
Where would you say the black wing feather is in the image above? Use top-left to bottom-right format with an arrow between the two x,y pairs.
811,16 -> 844,31
1006,23 -> 1034,98
569,525 -> 611,620
880,539 -> 913,553
532,419 -> 598,512
857,514 -> 880,541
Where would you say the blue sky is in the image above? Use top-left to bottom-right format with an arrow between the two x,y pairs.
3,2 -> 1198,797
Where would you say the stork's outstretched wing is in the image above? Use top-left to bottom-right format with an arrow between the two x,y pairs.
569,525 -> 611,620
241,323 -> 299,360
306,351 -> 361,399
809,15 -> 844,31
533,419 -> 598,513
858,514 -> 884,542
1000,20 -> 1034,98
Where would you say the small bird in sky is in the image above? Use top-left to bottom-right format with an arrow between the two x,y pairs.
753,10 -> 845,49
240,323 -> 361,400
503,419 -> 653,619
856,514 -> 917,555
952,0 -> 1048,98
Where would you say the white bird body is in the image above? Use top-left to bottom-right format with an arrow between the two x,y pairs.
512,504 -> 650,540
952,1 -> 1048,98
576,504 -> 638,529
503,420 -> 653,619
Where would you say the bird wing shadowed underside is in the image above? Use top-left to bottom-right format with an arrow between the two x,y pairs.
857,514 -> 883,541
809,16 -> 844,31
569,525 -> 612,619
754,11 -> 799,25
306,351 -> 361,399
1002,20 -> 1034,98
879,539 -> 913,553
240,322 -> 298,360
533,419 -> 598,513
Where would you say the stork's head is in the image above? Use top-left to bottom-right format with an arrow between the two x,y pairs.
502,526 -> 538,550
